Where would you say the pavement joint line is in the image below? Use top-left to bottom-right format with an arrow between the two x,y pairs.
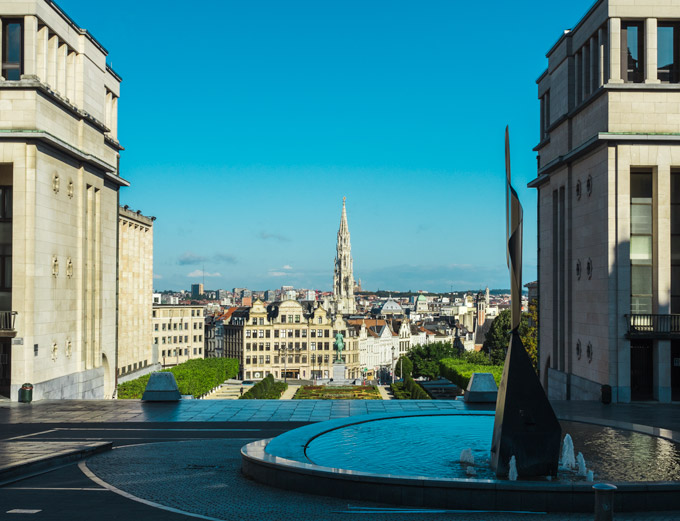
4,429 -> 58,441
7,486 -> 108,491
77,461 -> 227,521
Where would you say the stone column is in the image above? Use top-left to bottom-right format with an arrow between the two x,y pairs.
582,47 -> 588,99
591,36 -> 598,91
575,52 -> 582,104
105,91 -> 112,129
655,164 -> 671,401
57,43 -> 67,94
37,25 -> 48,82
616,147 -> 632,402
609,18 -> 623,83
646,18 -> 660,84
47,33 -> 58,88
66,51 -> 75,102
111,96 -> 118,139
22,16 -> 38,78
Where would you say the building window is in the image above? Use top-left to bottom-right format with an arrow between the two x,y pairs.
630,171 -> 653,314
540,90 -> 550,140
318,317 -> 322,324
154,337 -> 158,344
265,329 -> 270,338
295,329 -> 300,338
2,20 -> 22,81
302,329 -> 307,338
259,317 -> 264,325
281,315 -> 286,323
622,21 -> 644,83
672,171 -> 680,313
658,24 -> 679,83
295,315 -> 300,323
311,342 -> 316,350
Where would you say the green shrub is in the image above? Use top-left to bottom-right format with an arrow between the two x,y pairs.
390,374 -> 431,400
439,358 -> 504,390
117,358 -> 239,399
240,374 -> 288,399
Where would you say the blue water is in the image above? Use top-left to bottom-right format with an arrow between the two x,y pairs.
304,414 -> 680,482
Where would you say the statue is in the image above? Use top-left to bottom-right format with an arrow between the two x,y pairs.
334,332 -> 345,363
489,127 -> 561,478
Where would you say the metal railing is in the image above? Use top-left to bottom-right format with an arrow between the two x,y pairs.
625,314 -> 680,338
0,310 -> 16,331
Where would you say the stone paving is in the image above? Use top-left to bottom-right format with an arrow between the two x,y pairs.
83,438 -> 680,521
2,399 -> 680,520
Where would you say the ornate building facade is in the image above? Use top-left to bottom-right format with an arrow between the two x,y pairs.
333,197 -> 356,314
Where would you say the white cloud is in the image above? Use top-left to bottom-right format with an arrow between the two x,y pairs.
187,269 -> 222,278
268,271 -> 286,277
153,273 -> 163,280
282,265 -> 293,270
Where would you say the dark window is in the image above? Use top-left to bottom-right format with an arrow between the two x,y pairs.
658,24 -> 679,83
672,172 -> 680,313
622,22 -> 644,83
2,20 -> 22,81
0,187 -> 11,295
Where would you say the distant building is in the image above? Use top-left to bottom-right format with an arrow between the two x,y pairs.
264,290 -> 276,302
152,293 -> 162,304
224,299 -> 360,381
332,197 -> 357,314
117,207 -> 156,383
191,283 -> 204,299
153,305 -> 205,368
242,296 -> 253,307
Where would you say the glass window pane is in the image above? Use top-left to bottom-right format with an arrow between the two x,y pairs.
631,296 -> 653,314
672,266 -> 680,295
631,204 -> 652,234
673,236 -> 680,263
631,235 -> 652,262
673,173 -> 680,203
632,265 -> 653,295
4,256 -> 10,289
658,25 -> 676,82
672,206 -> 680,233
631,172 -> 652,200
6,23 -> 21,63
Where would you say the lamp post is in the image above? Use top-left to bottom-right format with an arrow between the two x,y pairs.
282,345 -> 287,383
391,346 -> 395,384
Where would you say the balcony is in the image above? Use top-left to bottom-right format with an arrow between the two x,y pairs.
625,314 -> 680,339
0,311 -> 16,337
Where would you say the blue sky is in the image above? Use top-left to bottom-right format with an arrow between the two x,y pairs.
60,0 -> 595,292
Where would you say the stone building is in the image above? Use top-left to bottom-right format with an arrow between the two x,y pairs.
531,0 -> 680,402
117,206 -> 156,383
224,299 -> 360,381
152,305 -> 205,368
332,197 -> 356,314
0,1 -> 126,400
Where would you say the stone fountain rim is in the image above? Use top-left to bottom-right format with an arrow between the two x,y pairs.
241,410 -> 680,512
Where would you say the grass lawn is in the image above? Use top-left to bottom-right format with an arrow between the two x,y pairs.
293,385 -> 382,400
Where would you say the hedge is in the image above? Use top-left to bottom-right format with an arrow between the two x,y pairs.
117,358 -> 239,399
239,374 -> 288,399
390,374 -> 430,400
439,358 -> 504,390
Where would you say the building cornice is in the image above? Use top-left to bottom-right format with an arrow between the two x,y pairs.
529,132 -> 680,188
0,129 -> 130,186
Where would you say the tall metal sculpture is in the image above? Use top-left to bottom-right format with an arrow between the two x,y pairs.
489,127 -> 561,478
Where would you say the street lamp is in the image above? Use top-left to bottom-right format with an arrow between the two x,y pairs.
391,346 -> 396,384
281,344 -> 287,383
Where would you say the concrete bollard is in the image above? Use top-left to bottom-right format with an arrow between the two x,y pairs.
593,483 -> 617,521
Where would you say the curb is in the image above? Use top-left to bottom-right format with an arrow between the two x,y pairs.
0,441 -> 113,485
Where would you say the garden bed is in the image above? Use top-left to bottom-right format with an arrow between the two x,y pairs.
293,385 -> 381,400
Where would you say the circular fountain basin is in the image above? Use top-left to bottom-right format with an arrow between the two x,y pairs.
241,410 -> 680,512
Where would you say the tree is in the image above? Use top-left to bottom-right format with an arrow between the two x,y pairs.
407,341 -> 456,380
396,356 -> 413,379
482,307 -> 537,372
521,299 -> 538,372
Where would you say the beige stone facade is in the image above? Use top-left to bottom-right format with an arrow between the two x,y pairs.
0,1 -> 127,400
532,0 -> 680,403
117,207 -> 155,382
153,305 -> 205,368
225,299 -> 360,381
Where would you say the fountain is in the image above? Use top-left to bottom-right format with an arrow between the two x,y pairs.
240,129 -> 680,512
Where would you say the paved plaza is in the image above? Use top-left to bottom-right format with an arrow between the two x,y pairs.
0,399 -> 679,520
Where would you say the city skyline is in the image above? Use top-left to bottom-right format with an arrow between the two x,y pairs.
57,0 -> 597,292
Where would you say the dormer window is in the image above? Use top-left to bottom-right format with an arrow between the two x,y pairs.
2,20 -> 22,80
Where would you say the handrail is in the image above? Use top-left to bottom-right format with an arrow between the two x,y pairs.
625,314 -> 680,335
0,310 -> 16,330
